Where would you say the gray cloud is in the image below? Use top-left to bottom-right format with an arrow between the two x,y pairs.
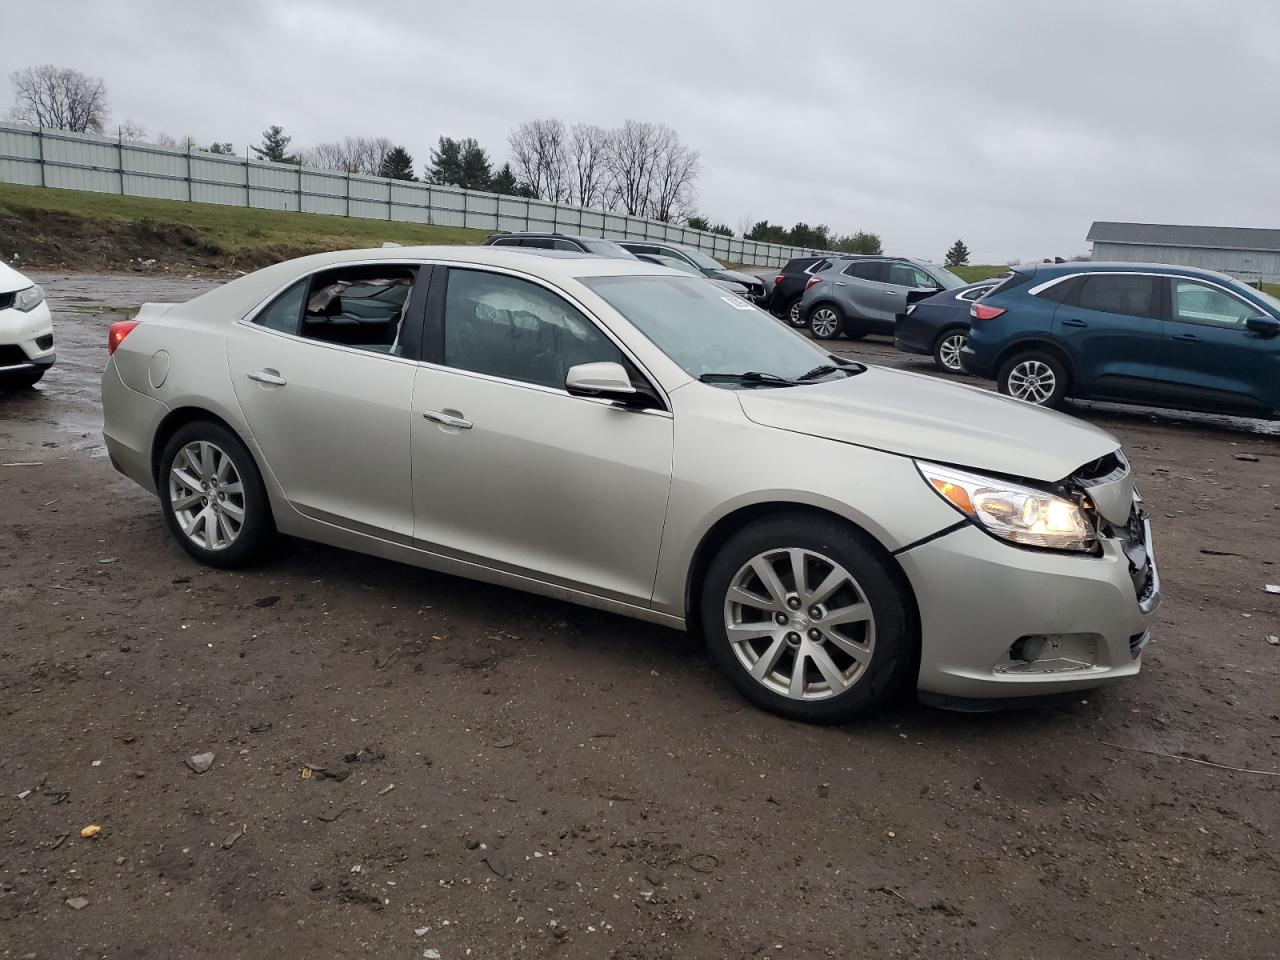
7,0 -> 1278,263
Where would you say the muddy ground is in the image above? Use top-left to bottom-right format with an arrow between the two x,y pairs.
1,273 -> 1278,960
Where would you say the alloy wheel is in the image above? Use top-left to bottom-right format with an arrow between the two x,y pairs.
789,301 -> 802,325
723,547 -> 876,700
168,440 -> 246,550
1006,360 -> 1057,404
810,308 -> 839,338
938,333 -> 967,372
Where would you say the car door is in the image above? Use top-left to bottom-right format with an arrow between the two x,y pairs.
226,263 -> 426,540
409,265 -> 674,604
834,261 -> 887,323
1051,272 -> 1162,401
1157,277 -> 1279,415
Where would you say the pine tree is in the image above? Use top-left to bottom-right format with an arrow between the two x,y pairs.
458,139 -> 493,190
489,162 -> 530,196
251,125 -> 297,164
378,145 -> 416,181
426,137 -> 464,185
945,239 -> 971,267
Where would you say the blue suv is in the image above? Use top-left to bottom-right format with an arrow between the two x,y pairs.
961,262 -> 1280,418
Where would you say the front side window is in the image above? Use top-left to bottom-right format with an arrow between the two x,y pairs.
297,266 -> 415,354
675,246 -> 725,271
584,275 -> 832,381
1072,274 -> 1158,320
1172,280 -> 1256,327
888,262 -> 935,288
443,269 -> 623,389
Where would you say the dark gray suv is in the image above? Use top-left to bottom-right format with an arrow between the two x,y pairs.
799,256 -> 966,339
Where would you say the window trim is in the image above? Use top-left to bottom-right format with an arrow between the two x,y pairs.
1167,277 -> 1262,329
428,264 -> 671,414
240,261 -> 431,363
1028,270 -> 1271,320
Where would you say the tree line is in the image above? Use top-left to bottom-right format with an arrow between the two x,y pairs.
7,63 -> 886,249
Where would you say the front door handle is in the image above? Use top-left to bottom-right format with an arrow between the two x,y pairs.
1172,333 -> 1201,343
834,281 -> 847,286
1061,318 -> 1088,328
423,409 -> 473,430
247,369 -> 287,386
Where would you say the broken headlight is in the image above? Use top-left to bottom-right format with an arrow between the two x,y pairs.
917,462 -> 1097,553
13,284 -> 45,312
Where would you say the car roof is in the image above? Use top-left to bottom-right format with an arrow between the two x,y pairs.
489,232 -> 617,244
1023,261 -> 1240,283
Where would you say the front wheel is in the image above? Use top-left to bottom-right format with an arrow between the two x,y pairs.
997,350 -> 1068,408
933,329 -> 968,373
158,421 -> 275,568
701,515 -> 914,723
808,305 -> 844,339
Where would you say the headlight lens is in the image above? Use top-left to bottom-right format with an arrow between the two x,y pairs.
918,462 -> 1096,552
14,284 -> 45,312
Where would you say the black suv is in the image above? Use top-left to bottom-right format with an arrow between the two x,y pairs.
768,255 -> 833,325
484,233 -> 639,259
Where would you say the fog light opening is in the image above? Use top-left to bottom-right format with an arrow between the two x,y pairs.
997,634 -> 1101,675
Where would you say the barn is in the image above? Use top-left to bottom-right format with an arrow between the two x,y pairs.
1087,222 -> 1280,284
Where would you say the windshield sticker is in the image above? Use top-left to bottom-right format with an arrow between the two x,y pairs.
720,295 -> 754,311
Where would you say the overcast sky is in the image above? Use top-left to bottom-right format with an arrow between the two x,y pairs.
6,0 -> 1279,263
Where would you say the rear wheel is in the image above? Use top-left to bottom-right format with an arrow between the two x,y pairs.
997,350 -> 1068,408
933,329 -> 968,373
158,421 -> 274,568
788,299 -> 802,325
701,515 -> 914,723
808,305 -> 844,339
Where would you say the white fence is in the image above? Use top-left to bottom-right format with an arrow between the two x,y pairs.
0,122 -> 825,269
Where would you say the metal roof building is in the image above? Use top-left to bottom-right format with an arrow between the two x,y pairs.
1087,221 -> 1280,283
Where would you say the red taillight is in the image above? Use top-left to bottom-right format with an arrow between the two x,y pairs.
805,276 -> 822,290
775,274 -> 785,285
108,320 -> 140,354
970,303 -> 1006,321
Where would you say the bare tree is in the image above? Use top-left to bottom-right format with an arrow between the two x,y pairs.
568,123 -> 609,209
9,65 -> 108,133
648,126 -> 699,222
507,119 -> 570,202
303,136 -> 395,175
603,119 -> 662,216
117,119 -> 146,142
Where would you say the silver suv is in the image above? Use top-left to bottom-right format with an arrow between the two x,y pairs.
800,256 -> 966,340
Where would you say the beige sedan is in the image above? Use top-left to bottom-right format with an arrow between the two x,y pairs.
102,246 -> 1159,722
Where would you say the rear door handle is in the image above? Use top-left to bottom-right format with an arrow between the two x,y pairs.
247,370 -> 287,386
1172,333 -> 1201,343
423,409 -> 473,429
1061,318 -> 1088,328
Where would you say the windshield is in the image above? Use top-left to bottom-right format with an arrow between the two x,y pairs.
675,246 -> 725,271
925,265 -> 967,289
1254,286 -> 1280,313
583,275 -> 840,383
582,238 -> 639,260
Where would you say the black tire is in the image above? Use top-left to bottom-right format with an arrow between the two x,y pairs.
932,328 -> 969,373
701,514 -> 915,724
996,349 -> 1069,408
158,420 -> 275,569
807,304 -> 844,339
1,369 -> 45,389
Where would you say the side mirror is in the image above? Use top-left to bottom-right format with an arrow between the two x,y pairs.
1245,314 -> 1280,336
565,361 -> 637,401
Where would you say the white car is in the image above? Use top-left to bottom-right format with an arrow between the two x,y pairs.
101,246 -> 1159,723
0,261 -> 54,387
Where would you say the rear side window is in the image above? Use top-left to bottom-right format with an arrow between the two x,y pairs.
844,261 -> 884,281
1032,275 -> 1076,303
1071,274 -> 1159,320
490,236 -> 523,247
253,280 -> 308,334
299,265 -> 416,354
986,272 -> 1031,299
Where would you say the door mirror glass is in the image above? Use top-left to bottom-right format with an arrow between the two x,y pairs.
1245,314 -> 1280,335
565,361 -> 636,399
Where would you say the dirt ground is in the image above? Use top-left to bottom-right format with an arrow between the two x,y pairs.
1,272 -> 1278,960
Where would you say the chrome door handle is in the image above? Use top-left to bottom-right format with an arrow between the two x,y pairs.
834,281 -> 847,286
423,410 -> 473,429
247,370 -> 287,386
1061,318 -> 1088,328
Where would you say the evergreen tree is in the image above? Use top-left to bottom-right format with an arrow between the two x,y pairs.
378,145 -> 416,181
251,125 -> 298,164
489,162 -> 535,197
426,137 -> 464,185
207,141 -> 234,155
458,138 -> 493,190
945,238 -> 971,267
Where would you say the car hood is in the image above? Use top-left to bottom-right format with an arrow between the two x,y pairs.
0,261 -> 33,295
716,269 -> 762,287
736,365 -> 1119,482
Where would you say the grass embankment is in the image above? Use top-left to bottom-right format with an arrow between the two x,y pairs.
950,264 -> 1013,283
0,183 -> 489,273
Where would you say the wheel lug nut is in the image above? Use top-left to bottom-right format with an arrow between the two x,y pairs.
774,612 -> 788,625
786,596 -> 801,610
808,628 -> 822,641
786,632 -> 800,644
808,606 -> 822,619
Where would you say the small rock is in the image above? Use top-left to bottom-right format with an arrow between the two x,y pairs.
254,595 -> 281,607
465,838 -> 480,850
1266,584 -> 1280,595
17,789 -> 31,800
817,783 -> 829,798
415,927 -> 429,937
310,880 -> 324,892
493,737 -> 516,749
378,783 -> 396,796
80,825 -> 101,839
185,751 -> 215,774
221,825 -> 246,849
1267,635 -> 1279,647
1233,453 -> 1260,462
424,950 -> 441,960
249,722 -> 273,733
350,864 -> 362,874
65,897 -> 90,910
482,853 -> 507,878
